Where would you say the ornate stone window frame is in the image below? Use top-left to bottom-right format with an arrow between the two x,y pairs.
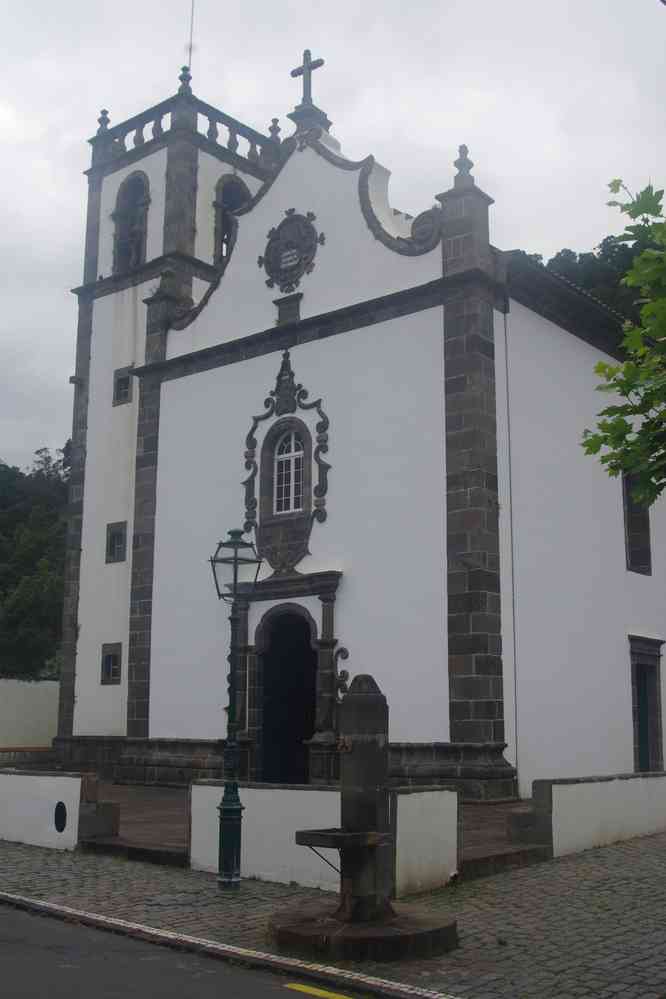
213,173 -> 251,269
243,350 -> 330,576
111,171 -> 150,276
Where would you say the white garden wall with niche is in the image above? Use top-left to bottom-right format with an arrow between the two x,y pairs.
0,772 -> 80,850
168,143 -> 441,359
0,680 -> 59,747
150,308 -> 447,743
496,301 -> 666,798
74,283 -> 152,737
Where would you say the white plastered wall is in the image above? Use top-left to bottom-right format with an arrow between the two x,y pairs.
0,680 -> 59,747
167,145 -> 440,359
74,283 -> 151,735
190,783 -> 339,889
151,307 -> 447,743
0,773 -> 81,850
496,300 -> 666,797
194,151 -> 263,265
97,149 -> 168,280
551,776 -> 666,856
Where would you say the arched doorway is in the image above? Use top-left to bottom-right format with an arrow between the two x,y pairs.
260,610 -> 317,783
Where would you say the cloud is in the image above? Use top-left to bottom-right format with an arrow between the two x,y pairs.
3,0 -> 666,466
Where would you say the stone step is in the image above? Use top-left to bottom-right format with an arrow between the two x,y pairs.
113,762 -> 224,785
460,799 -> 551,878
460,843 -> 551,880
79,837 -> 188,867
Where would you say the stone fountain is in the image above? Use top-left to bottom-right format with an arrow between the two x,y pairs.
270,674 -> 458,961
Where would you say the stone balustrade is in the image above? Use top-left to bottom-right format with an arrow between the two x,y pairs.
90,93 -> 280,171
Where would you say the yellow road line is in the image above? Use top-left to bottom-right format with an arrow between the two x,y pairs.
285,983 -> 355,999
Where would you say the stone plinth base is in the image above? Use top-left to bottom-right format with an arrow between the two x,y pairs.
53,736 -> 516,798
270,899 -> 458,962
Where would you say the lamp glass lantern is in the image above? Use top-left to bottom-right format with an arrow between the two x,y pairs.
209,528 -> 262,603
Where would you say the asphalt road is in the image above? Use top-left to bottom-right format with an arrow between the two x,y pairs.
0,907 -> 358,999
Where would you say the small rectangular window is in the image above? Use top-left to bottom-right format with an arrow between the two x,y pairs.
444,233 -> 473,262
105,522 -> 127,563
113,367 -> 133,406
630,636 -> 663,772
623,474 -> 652,574
101,643 -> 122,685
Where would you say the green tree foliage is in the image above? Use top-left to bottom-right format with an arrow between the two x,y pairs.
0,447 -> 69,677
546,235 -> 649,320
582,182 -> 666,505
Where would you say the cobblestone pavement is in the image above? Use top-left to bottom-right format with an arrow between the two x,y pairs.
1,833 -> 666,999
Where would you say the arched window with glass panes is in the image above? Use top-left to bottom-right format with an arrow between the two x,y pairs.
274,430 -> 305,514
258,418 -> 313,530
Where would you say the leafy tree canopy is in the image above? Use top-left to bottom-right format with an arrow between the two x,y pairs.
582,182 -> 666,504
0,447 -> 69,678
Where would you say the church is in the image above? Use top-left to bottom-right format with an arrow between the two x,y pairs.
56,55 -> 666,801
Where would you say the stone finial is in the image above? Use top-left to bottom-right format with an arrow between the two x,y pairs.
178,65 -> 193,95
97,109 -> 110,134
454,144 -> 475,189
269,118 -> 281,142
271,349 -> 299,416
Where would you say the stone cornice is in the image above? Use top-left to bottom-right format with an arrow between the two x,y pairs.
71,252 -> 219,300
506,250 -> 624,359
236,569 -> 342,602
133,270 -> 507,384
87,132 -> 271,183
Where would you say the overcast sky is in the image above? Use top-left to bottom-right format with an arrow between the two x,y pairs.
2,0 -> 664,470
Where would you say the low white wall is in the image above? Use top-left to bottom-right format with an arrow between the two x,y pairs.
544,775 -> 666,857
190,783 -> 340,890
191,782 -> 459,895
0,680 -> 59,747
394,788 -> 459,896
0,772 -> 81,850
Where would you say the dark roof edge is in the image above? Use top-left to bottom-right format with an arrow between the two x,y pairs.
505,250 -> 624,360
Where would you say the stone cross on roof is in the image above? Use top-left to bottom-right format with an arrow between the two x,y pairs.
290,49 -> 324,108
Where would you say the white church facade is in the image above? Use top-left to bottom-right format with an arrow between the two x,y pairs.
56,58 -> 666,799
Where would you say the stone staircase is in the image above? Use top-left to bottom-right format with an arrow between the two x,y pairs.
79,783 -> 189,866
460,799 -> 551,879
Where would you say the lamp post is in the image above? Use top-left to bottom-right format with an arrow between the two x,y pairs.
209,528 -> 262,889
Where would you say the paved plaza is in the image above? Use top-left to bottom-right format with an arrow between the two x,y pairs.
1,832 -> 666,998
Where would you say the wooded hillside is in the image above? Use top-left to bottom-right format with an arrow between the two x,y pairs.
0,447 -> 68,678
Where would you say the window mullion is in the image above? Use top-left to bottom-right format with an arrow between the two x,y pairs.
289,452 -> 296,513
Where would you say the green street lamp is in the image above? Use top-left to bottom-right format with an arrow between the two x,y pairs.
209,528 -> 262,889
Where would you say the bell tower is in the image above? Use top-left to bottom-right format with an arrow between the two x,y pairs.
58,68 -> 281,740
